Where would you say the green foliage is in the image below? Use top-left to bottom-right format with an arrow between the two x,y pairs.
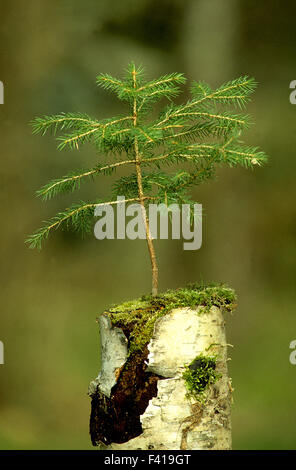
97,66 -> 186,108
106,282 -> 236,354
26,62 -> 267,250
25,201 -> 100,250
183,355 -> 221,401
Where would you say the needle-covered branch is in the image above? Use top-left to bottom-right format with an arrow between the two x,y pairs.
36,160 -> 137,201
26,197 -> 146,250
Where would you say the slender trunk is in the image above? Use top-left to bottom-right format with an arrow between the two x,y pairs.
132,68 -> 158,296
134,146 -> 158,296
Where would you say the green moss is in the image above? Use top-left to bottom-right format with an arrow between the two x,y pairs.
105,282 -> 237,355
183,354 -> 221,401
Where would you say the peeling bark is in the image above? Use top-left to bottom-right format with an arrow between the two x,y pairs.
89,305 -> 232,450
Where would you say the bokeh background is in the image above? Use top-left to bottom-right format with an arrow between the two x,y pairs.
0,0 -> 295,450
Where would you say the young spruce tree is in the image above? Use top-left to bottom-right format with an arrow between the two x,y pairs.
26,63 -> 267,295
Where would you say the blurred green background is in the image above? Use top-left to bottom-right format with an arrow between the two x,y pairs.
0,0 -> 295,450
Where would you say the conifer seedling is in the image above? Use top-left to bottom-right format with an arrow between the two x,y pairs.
26,63 -> 267,295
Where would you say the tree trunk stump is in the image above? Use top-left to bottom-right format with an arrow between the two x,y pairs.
89,305 -> 232,450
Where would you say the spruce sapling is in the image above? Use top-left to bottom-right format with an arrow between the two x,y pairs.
26,63 -> 267,295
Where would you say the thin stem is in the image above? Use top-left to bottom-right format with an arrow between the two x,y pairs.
132,66 -> 159,296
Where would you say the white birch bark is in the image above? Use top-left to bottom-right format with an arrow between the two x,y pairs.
90,306 -> 232,450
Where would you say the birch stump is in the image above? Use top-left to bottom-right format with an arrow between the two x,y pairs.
89,294 -> 233,450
